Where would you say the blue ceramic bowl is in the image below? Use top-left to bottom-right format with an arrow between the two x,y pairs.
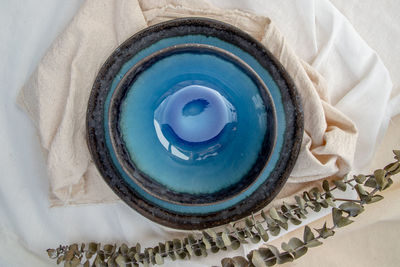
86,18 -> 303,229
108,44 -> 277,205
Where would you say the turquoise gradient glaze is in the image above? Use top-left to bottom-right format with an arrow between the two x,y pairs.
119,50 -> 266,195
105,35 -> 286,214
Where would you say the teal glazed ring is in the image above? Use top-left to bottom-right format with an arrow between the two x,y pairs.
108,44 -> 277,205
86,18 -> 304,230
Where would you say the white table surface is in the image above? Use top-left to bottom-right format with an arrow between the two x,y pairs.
1,1 -> 399,266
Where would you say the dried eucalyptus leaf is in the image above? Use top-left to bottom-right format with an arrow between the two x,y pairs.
288,237 -> 304,250
322,180 -> 330,192
325,197 -> 336,207
221,258 -> 235,267
70,256 -> 81,267
89,242 -> 98,253
251,250 -> 267,267
293,247 -> 308,259
303,226 -> 315,243
46,249 -> 57,259
83,260 -> 90,267
232,256 -> 250,267
366,195 -> 384,204
295,195 -> 306,210
337,217 -> 354,228
355,174 -> 366,184
393,150 -> 400,159
374,169 -> 387,188
185,244 -> 194,256
269,207 -> 280,221
250,233 -> 261,244
269,225 -> 280,236
315,223 -> 335,239
202,235 -> 211,250
222,232 -> 232,247
205,229 -> 217,240
64,249 -> 74,262
364,177 -> 377,188
305,239 -> 323,248
155,253 -> 164,265
231,240 -> 241,250
309,187 -> 321,199
332,208 -> 343,226
277,220 -> 288,230
339,202 -> 364,217
355,184 -> 369,198
290,217 -> 301,225
120,243 -> 128,255
333,180 -> 347,191
281,242 -> 290,252
255,223 -> 269,242
277,253 -> 294,264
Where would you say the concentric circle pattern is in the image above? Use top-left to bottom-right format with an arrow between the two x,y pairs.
86,18 -> 303,230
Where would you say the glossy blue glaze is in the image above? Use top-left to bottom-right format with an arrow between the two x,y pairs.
105,35 -> 286,213
119,51 -> 266,194
154,84 -> 237,160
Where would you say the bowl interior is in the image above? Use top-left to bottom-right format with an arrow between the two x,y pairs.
108,44 -> 277,205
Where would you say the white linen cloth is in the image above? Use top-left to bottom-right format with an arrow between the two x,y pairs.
18,0 -> 360,206
1,0 -> 399,266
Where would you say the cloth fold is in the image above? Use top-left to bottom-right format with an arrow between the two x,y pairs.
19,0 -> 389,208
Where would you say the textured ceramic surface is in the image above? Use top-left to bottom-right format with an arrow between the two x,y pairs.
86,18 -> 303,230
108,44 -> 276,205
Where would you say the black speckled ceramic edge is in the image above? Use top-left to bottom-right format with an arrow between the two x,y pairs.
108,43 -> 277,206
86,17 -> 304,230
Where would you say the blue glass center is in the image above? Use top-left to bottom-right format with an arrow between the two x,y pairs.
154,85 -> 237,161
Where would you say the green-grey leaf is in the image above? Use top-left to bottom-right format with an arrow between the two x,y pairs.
293,246 -> 308,259
115,254 -> 126,267
222,232 -> 232,247
202,235 -> 211,250
305,239 -> 323,248
185,244 -> 194,256
278,253 -> 294,264
221,258 -> 235,267
337,217 -> 354,228
332,208 -> 342,226
325,197 -> 336,207
366,195 -> 384,204
255,223 -> 269,242
290,217 -> 301,225
303,226 -> 315,243
339,202 -> 364,217
269,225 -> 280,236
393,150 -> 400,159
364,177 -> 377,188
374,169 -> 387,188
322,180 -> 330,192
295,196 -> 306,210
355,174 -> 366,184
316,223 -> 335,239
333,180 -> 347,191
288,237 -> 304,250
269,207 -> 280,221
251,250 -> 268,267
155,253 -> 163,265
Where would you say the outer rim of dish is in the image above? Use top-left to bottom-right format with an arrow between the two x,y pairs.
86,17 -> 304,230
108,43 -> 277,206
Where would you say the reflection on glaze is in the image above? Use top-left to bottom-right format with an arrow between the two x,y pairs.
154,85 -> 237,161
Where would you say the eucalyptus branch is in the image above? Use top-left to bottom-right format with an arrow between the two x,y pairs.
47,150 -> 400,267
220,150 -> 400,267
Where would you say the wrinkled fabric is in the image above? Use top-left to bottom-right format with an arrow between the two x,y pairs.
19,0 -> 369,206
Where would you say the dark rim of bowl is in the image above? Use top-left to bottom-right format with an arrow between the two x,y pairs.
108,43 -> 277,206
86,17 -> 304,230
